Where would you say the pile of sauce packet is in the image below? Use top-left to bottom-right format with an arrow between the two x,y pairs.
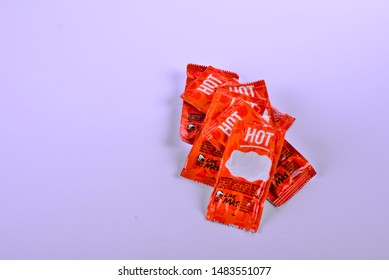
179,64 -> 316,233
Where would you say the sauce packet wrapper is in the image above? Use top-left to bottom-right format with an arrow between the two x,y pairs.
268,140 -> 316,206
206,119 -> 285,233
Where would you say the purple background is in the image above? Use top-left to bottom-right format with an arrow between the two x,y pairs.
1,0 -> 388,259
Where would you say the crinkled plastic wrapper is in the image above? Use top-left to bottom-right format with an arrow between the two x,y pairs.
206,119 -> 285,233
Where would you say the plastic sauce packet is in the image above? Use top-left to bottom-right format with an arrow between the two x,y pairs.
206,119 -> 285,233
267,140 -> 316,206
180,90 -> 271,186
180,64 -> 238,144
180,66 -> 239,113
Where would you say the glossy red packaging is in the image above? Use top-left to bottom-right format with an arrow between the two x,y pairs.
206,119 -> 285,232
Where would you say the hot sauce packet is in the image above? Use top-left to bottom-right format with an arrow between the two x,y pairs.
180,66 -> 239,113
180,90 -> 269,186
206,119 -> 285,232
267,140 -> 316,206
180,64 -> 238,144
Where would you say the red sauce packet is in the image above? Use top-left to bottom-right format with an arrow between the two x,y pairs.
206,119 -> 285,233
